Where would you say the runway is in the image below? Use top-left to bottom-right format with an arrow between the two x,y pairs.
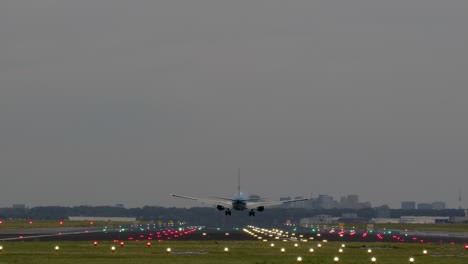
0,226 -> 466,244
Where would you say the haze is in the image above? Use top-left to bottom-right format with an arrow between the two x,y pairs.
1,1 -> 467,208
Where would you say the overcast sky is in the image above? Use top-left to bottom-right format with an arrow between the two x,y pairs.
1,1 -> 467,209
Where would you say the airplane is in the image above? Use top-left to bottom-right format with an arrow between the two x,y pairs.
171,172 -> 309,216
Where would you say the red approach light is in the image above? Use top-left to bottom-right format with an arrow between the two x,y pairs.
120,242 -> 125,247
113,240 -> 119,242
146,242 -> 151,247
90,221 -> 94,225
464,245 -> 468,250
93,241 -> 98,246
59,221 -> 63,225
0,221 -> 3,224
58,232 -> 62,235
29,221 -> 33,224
128,237 -> 134,240
147,237 -> 153,240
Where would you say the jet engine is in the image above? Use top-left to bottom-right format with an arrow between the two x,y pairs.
217,205 -> 225,211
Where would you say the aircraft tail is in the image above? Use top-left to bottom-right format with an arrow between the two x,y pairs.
237,168 -> 241,198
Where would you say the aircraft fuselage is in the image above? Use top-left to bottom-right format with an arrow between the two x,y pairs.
232,199 -> 247,211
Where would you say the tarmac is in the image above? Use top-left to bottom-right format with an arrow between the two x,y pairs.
0,226 -> 466,244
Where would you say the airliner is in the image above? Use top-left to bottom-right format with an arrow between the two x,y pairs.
171,174 -> 308,216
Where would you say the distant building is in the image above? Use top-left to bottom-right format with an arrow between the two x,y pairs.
431,201 -> 446,210
400,216 -> 449,224
338,194 -> 371,209
68,216 -> 136,222
371,218 -> 400,224
376,205 -> 391,218
417,203 -> 433,210
248,194 -> 261,202
401,201 -> 416,210
293,196 -> 304,208
317,195 -> 336,209
450,210 -> 468,223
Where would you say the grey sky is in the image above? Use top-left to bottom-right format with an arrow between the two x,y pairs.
1,1 -> 467,208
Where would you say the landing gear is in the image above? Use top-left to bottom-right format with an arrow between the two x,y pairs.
248,210 -> 255,216
225,209 -> 231,216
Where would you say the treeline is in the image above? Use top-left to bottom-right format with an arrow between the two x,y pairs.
0,206 -> 464,226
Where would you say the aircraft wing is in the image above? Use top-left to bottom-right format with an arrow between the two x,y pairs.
245,197 -> 309,209
171,194 -> 233,208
